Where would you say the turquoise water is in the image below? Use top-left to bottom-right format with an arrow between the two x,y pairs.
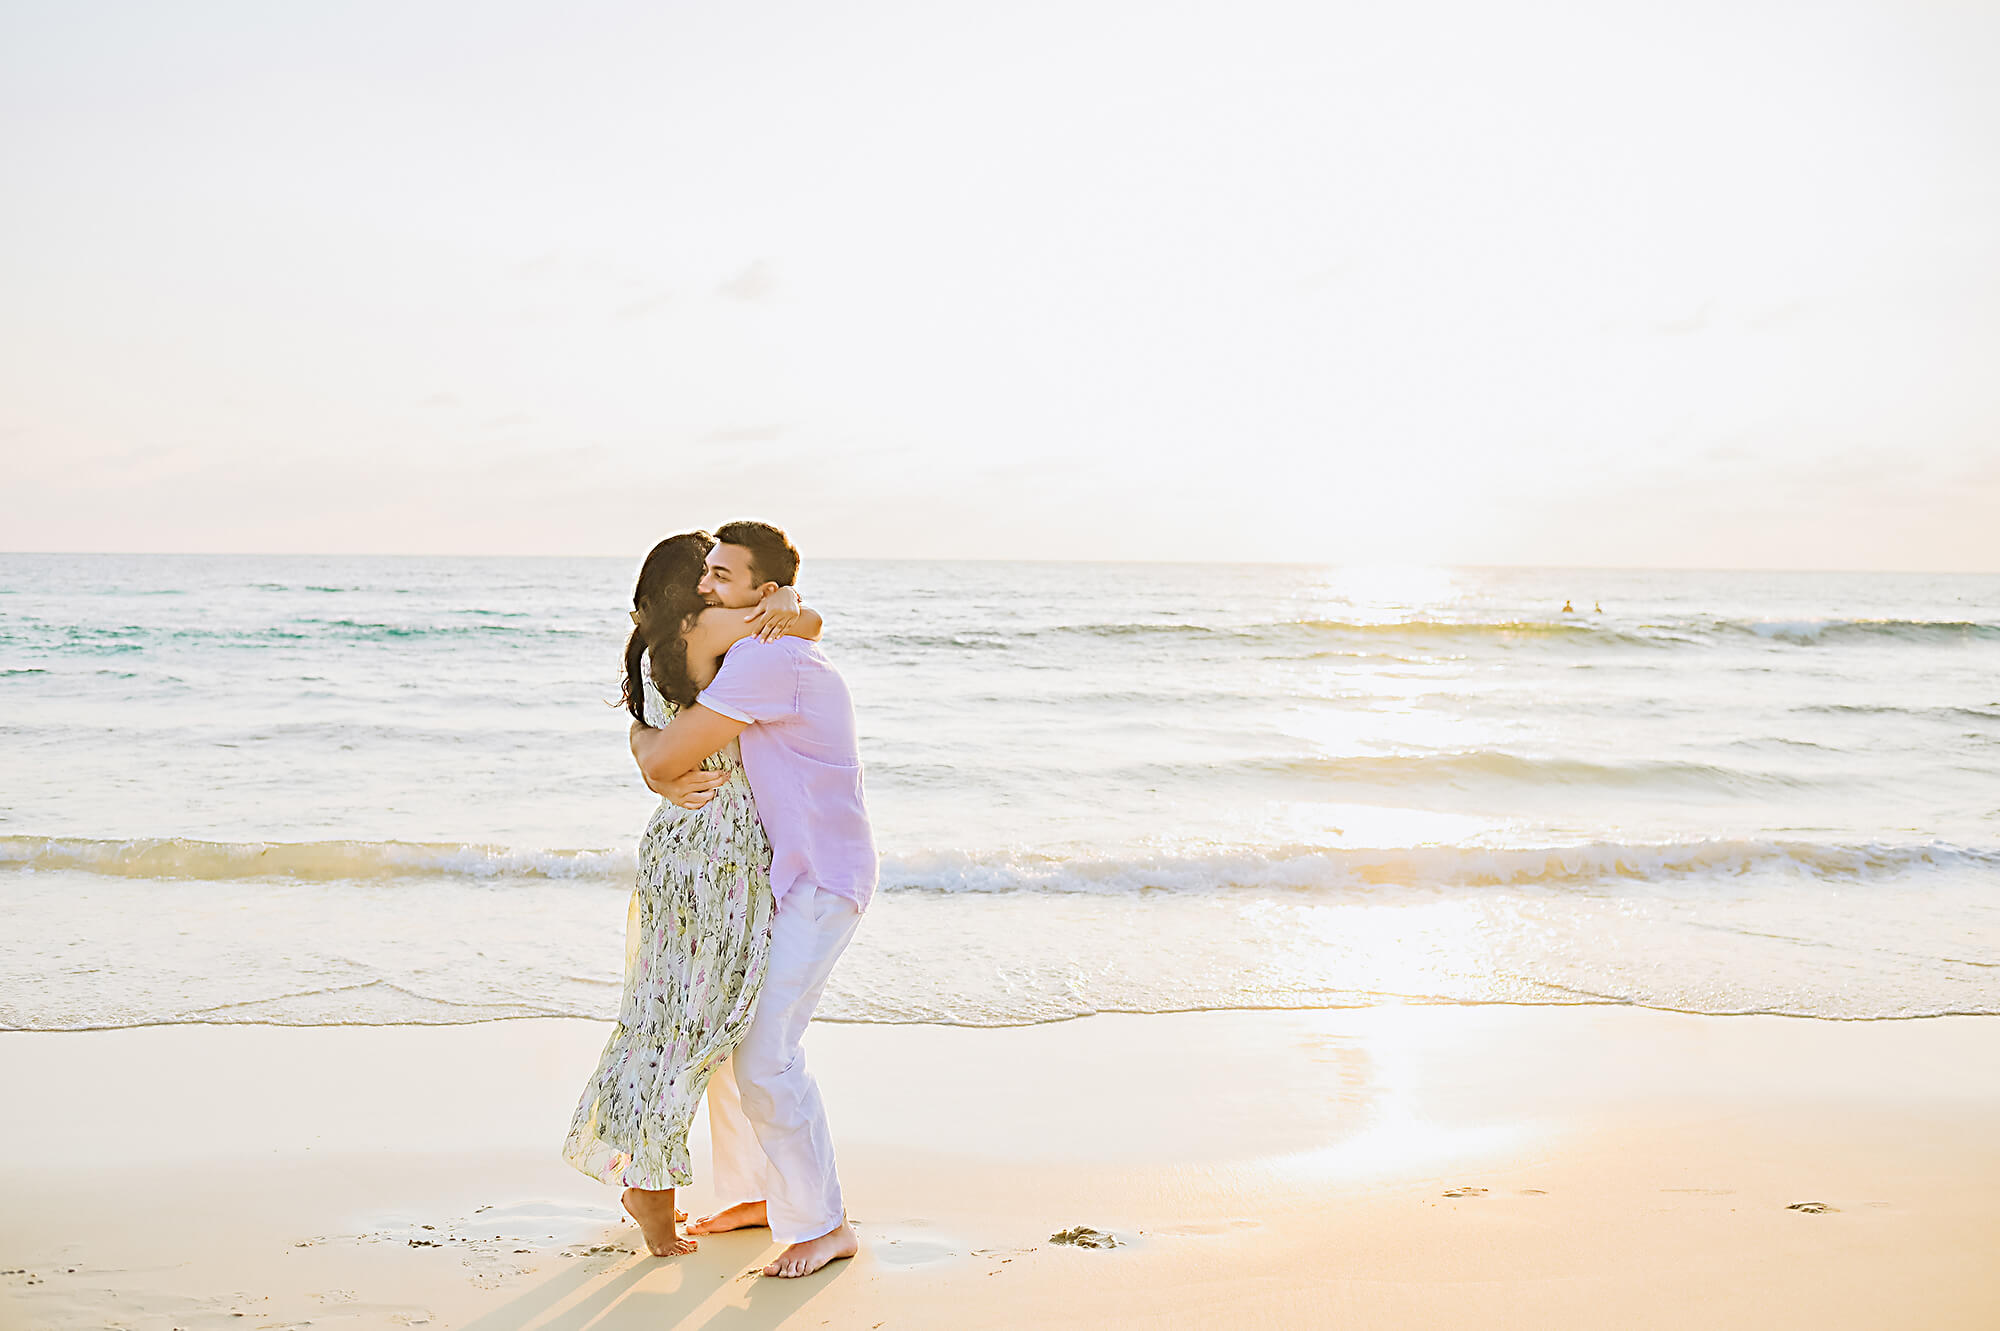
4,554 -> 1997,1026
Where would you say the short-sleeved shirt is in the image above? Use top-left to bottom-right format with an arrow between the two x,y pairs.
696,636 -> 878,911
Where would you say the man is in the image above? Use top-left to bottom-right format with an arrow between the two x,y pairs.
628,520 -> 876,1280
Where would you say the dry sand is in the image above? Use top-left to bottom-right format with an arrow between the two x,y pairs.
2,1006 -> 1997,1329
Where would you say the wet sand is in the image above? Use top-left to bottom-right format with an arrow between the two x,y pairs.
2,1007 -> 1997,1329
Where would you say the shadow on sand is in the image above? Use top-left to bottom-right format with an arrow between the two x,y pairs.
458,1232 -> 851,1331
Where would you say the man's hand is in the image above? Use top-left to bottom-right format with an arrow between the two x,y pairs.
745,586 -> 801,642
654,767 -> 728,809
631,721 -> 728,805
630,706 -> 750,794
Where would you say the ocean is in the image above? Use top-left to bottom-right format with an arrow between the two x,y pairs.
3,554 -> 1997,1029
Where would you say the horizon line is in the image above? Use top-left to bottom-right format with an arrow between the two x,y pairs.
2,551 -> 1997,576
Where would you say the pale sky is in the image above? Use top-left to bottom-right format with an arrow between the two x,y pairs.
2,0 -> 1996,568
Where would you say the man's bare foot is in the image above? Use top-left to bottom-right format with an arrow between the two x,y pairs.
687,1200 -> 768,1235
763,1218 -> 858,1278
621,1187 -> 698,1257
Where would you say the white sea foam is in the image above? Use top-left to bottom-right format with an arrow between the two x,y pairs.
6,834 -> 1994,893
0,836 -> 630,881
879,839 -> 2000,895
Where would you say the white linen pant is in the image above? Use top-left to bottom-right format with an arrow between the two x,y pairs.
705,882 -> 862,1245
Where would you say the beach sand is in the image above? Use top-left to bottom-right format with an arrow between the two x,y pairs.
2,1007 -> 1996,1330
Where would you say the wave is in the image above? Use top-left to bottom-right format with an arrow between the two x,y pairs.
1250,750 -> 1814,793
1045,621 -> 1229,638
0,836 -> 629,882
1723,618 -> 2000,644
931,617 -> 2000,650
881,840 -> 2000,894
2,619 -> 606,652
1797,702 -> 2000,722
1037,618 -> 1647,646
852,630 -> 1019,651
14,613 -> 1997,661
7,835 -> 1995,892
1295,618 -> 1623,640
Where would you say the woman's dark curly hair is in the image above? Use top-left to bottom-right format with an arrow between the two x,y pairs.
621,530 -> 711,720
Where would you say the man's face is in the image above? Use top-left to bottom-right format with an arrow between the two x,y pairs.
698,543 -> 766,609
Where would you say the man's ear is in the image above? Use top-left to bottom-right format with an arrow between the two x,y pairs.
754,581 -> 780,602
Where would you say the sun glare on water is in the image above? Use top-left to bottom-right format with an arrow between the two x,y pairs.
1279,565 -> 1495,806
1318,565 -> 1462,622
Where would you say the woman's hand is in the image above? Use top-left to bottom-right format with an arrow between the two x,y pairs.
654,767 -> 729,809
745,585 -> 802,642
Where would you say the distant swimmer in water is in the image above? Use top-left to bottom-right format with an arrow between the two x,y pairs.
1561,600 -> 1574,614
1594,602 -> 1603,613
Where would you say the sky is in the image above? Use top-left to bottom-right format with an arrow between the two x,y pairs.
2,0 -> 1996,568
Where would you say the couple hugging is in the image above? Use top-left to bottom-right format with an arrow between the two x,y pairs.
562,520 -> 875,1280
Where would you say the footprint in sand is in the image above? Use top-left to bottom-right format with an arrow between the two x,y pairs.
972,1246 -> 1031,1275
1441,1187 -> 1487,1198
876,1239 -> 962,1269
467,1264 -> 532,1290
1786,1201 -> 1838,1214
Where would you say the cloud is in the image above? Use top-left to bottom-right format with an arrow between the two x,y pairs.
615,289 -> 675,319
717,259 -> 778,302
1653,302 -> 1712,335
1746,299 -> 1806,330
698,424 -> 788,443
416,392 -> 460,408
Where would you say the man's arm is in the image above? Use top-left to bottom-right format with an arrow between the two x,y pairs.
637,636 -> 796,794
630,704 -> 749,793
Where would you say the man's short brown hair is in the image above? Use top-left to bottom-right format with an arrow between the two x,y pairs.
713,520 -> 800,587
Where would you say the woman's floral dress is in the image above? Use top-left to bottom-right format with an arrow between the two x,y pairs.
562,669 -> 775,1189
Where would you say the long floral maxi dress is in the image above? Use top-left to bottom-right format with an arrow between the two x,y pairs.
562,673 -> 775,1189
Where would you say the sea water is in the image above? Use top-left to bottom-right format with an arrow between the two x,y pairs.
3,554 -> 1996,1028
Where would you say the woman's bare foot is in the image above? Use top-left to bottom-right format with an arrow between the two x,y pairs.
621,1187 -> 698,1257
687,1199 -> 767,1235
763,1218 -> 857,1278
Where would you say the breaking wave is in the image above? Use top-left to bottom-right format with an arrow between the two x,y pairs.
0,836 -> 629,882
1722,618 -> 2000,644
1247,750 -> 1817,793
880,616 -> 2000,651
6,834 -> 1994,892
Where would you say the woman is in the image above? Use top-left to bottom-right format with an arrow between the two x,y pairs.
561,530 -> 821,1257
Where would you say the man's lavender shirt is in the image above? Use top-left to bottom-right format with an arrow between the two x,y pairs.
695,636 -> 878,911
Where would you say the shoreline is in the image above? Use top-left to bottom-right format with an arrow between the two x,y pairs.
4,1007 -> 1998,1328
12,993 -> 2000,1037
